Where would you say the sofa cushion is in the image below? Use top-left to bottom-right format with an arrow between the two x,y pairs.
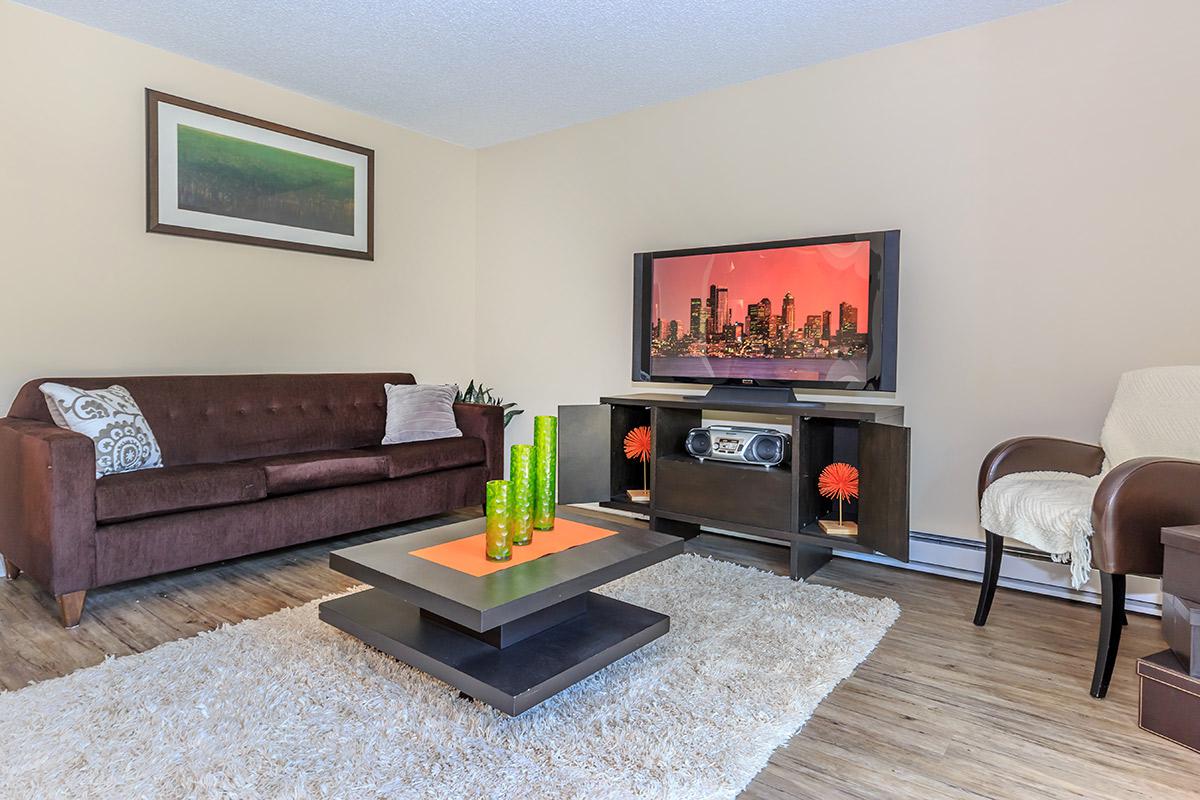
359,436 -> 486,480
242,450 -> 391,495
96,463 -> 267,523
382,383 -> 462,445
40,383 -> 164,478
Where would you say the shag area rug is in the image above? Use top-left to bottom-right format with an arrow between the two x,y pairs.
0,554 -> 898,799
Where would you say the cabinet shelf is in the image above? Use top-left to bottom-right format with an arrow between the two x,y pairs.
795,522 -> 873,554
655,452 -> 792,474
599,495 -> 651,515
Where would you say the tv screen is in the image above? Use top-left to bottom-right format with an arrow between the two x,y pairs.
633,231 -> 898,392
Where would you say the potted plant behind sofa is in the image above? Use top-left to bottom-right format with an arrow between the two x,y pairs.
456,381 -> 523,428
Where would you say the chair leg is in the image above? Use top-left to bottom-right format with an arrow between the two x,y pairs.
2,556 -> 19,580
56,591 -> 87,628
973,531 -> 1004,626
1090,572 -> 1126,699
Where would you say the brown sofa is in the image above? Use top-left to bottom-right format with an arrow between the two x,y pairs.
0,373 -> 503,626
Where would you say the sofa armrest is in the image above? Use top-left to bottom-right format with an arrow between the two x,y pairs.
1091,457 -> 1200,576
0,417 -> 97,594
979,436 -> 1104,498
454,403 -> 504,481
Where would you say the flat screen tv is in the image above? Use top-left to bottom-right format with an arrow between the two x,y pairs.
633,230 -> 899,397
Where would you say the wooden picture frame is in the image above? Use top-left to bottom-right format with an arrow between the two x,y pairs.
146,89 -> 374,260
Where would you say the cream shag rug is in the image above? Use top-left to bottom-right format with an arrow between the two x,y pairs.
0,555 -> 898,799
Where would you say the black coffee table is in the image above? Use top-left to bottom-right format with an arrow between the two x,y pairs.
319,508 -> 684,715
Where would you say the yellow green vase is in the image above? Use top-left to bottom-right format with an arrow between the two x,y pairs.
509,444 -> 535,546
485,479 -> 513,561
533,415 -> 557,531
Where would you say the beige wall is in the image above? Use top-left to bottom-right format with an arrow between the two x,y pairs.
476,0 -> 1200,540
0,1 -> 478,407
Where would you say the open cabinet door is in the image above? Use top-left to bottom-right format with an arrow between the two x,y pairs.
857,421 -> 911,562
557,404 -> 612,504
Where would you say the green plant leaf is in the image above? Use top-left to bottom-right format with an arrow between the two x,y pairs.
458,378 -> 523,426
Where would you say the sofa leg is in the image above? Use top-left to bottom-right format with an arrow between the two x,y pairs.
973,531 -> 1004,626
56,591 -> 87,628
1090,572 -> 1126,699
2,556 -> 19,580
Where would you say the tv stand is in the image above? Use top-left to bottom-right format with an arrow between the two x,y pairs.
685,385 -> 820,407
558,393 -> 910,580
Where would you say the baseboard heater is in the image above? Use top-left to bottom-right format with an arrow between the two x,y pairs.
576,504 -> 1162,616
831,531 -> 1161,616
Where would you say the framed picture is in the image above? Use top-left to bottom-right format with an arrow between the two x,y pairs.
146,89 -> 374,260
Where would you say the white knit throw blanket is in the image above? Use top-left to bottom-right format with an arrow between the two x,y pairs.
1099,366 -> 1200,470
980,471 -> 1103,589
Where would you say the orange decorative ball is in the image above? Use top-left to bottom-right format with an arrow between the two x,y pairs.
623,425 -> 652,463
818,462 -> 859,502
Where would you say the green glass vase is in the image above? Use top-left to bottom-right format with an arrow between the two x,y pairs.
509,444 -> 535,546
485,479 -> 513,561
533,415 -> 557,531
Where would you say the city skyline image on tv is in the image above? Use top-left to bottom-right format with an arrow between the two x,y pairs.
650,241 -> 871,383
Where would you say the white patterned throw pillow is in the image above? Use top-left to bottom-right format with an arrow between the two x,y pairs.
39,383 -> 164,478
381,383 -> 463,445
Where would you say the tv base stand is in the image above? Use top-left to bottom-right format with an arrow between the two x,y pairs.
685,385 -> 821,407
558,393 -> 911,577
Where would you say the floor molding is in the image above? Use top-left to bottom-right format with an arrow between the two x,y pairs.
836,532 -> 1163,616
572,504 -> 1163,616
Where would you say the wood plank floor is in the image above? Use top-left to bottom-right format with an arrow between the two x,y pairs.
0,509 -> 1194,799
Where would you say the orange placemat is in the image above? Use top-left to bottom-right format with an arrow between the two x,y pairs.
410,518 -> 621,577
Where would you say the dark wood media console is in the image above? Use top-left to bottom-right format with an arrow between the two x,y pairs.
559,393 -> 911,579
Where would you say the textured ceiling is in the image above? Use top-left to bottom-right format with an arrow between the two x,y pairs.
19,0 -> 1060,147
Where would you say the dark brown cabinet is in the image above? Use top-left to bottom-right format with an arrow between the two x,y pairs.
559,393 -> 911,578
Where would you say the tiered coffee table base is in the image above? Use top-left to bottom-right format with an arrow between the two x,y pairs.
320,588 -> 668,715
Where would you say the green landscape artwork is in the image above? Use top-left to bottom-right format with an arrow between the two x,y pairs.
176,125 -> 355,235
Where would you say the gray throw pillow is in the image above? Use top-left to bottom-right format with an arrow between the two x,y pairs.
39,383 -> 165,478
382,383 -> 463,445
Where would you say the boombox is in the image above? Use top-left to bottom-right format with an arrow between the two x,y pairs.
684,425 -> 791,467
